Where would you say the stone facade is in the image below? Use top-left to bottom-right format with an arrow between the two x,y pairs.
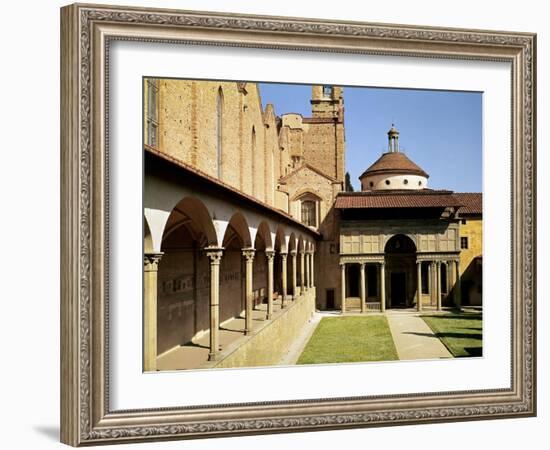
145,79 -> 344,213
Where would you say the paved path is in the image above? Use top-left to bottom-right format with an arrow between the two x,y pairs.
386,312 -> 452,360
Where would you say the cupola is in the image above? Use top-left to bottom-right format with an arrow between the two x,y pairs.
359,125 -> 429,191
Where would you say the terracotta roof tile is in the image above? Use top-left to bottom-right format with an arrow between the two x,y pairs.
144,145 -> 320,236
360,152 -> 429,178
454,192 -> 483,215
334,190 -> 463,209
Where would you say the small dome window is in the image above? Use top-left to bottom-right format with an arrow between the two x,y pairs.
369,181 -> 374,187
418,180 -> 422,186
403,179 -> 409,185
385,180 -> 390,185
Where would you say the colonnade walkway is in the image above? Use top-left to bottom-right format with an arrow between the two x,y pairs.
157,295 -> 293,371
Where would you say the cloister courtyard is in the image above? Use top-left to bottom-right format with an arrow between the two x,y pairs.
156,300 -> 482,371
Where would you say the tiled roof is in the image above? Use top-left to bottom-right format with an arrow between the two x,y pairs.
144,145 -> 320,237
454,192 -> 483,215
334,190 -> 463,209
360,152 -> 429,178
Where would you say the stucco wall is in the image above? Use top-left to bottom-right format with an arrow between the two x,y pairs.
459,217 -> 483,305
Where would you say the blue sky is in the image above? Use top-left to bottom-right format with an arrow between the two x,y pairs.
259,83 -> 482,192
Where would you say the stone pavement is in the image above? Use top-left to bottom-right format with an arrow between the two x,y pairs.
386,311 -> 452,360
157,296 -> 291,371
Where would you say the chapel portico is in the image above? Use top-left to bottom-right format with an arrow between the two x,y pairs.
336,125 -> 464,314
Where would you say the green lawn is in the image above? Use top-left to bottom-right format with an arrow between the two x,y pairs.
297,316 -> 398,364
421,313 -> 483,357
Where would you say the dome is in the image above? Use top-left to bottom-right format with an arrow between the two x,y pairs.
359,125 -> 429,191
360,152 -> 429,179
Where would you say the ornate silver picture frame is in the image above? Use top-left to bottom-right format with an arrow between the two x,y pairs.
60,3 -> 536,446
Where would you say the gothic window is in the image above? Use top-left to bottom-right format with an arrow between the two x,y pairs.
146,79 -> 158,147
251,127 -> 256,195
323,85 -> 331,97
216,88 -> 224,179
301,200 -> 317,227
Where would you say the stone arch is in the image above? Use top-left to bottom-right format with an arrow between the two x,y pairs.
156,196 -> 219,358
274,225 -> 286,252
384,234 -> 417,253
222,211 -> 252,249
144,216 -> 154,253
384,234 -> 417,308
161,196 -> 218,247
291,188 -> 323,202
255,220 -> 273,250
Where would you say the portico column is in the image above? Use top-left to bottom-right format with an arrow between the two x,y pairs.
300,251 -> 305,294
205,248 -> 223,361
416,261 -> 423,311
428,261 -> 434,305
280,252 -> 288,308
144,252 -> 163,371
360,263 -> 366,313
305,251 -> 310,291
265,250 -> 275,320
242,248 -> 255,335
454,259 -> 462,309
340,263 -> 346,313
436,261 -> 442,311
380,262 -> 386,312
290,250 -> 297,299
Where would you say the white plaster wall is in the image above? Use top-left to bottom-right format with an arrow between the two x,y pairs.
360,173 -> 428,191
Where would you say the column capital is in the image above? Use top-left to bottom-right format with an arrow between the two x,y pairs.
280,252 -> 288,261
242,247 -> 256,262
144,252 -> 163,272
290,249 -> 297,256
265,249 -> 275,260
204,247 -> 224,265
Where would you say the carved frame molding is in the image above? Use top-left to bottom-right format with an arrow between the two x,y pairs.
60,3 -> 536,446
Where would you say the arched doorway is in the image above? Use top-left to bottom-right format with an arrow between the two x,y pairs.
384,234 -> 417,308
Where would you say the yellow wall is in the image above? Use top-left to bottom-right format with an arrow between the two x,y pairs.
459,217 -> 482,274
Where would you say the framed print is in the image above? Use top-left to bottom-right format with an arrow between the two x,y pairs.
60,3 -> 536,446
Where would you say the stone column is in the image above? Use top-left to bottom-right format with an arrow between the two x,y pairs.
454,259 -> 462,309
242,248 -> 255,335
340,263 -> 346,313
380,262 -> 386,312
280,252 -> 288,308
360,263 -> 366,313
265,250 -> 275,320
436,261 -> 442,311
311,251 -> 315,288
305,251 -> 310,291
205,248 -> 223,361
144,252 -> 163,371
428,261 -> 434,305
300,251 -> 305,294
291,250 -> 297,299
416,261 -> 423,312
